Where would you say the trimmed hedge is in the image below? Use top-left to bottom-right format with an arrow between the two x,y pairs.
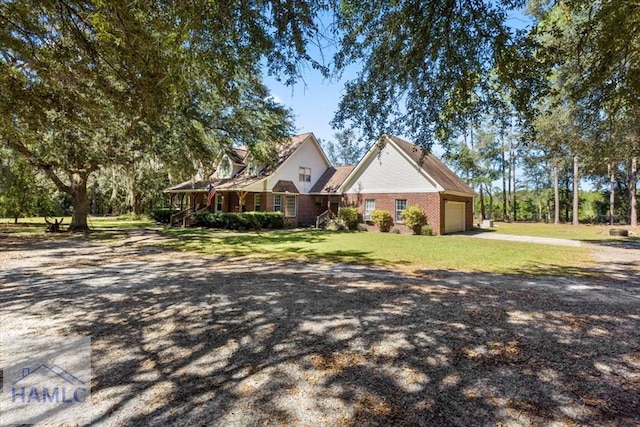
194,211 -> 286,230
149,208 -> 180,224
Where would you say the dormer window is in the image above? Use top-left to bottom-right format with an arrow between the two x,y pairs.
248,161 -> 263,177
217,155 -> 232,179
298,167 -> 311,182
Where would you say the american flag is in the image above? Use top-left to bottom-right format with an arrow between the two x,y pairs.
206,185 -> 217,207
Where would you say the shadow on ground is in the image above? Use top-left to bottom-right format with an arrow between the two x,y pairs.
0,236 -> 638,426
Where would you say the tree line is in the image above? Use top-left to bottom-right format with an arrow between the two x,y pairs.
1,1 -> 638,228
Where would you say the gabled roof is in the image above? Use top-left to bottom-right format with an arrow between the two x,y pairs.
339,134 -> 476,196
309,166 -> 355,193
386,135 -> 476,195
165,133 -> 327,193
272,180 -> 300,193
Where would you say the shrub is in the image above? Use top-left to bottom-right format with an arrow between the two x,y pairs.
401,205 -> 428,235
356,223 -> 368,232
149,209 -> 179,224
194,211 -> 285,230
371,209 -> 393,232
338,207 -> 359,230
421,225 -> 434,236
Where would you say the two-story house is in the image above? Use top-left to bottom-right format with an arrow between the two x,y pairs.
165,133 -> 476,233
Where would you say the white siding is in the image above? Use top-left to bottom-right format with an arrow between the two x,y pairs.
343,142 -> 440,194
268,138 -> 330,194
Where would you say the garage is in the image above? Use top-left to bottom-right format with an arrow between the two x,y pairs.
444,201 -> 466,234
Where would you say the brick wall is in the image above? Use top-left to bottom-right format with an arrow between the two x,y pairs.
344,192 -> 442,234
440,193 -> 475,233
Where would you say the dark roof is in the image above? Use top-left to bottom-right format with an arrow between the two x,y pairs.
166,133 -> 315,193
387,135 -> 476,195
310,166 -> 355,193
229,146 -> 248,163
165,180 -> 213,192
272,180 -> 300,194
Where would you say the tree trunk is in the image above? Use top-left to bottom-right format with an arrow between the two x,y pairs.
487,184 -> 493,220
609,162 -> 615,225
554,163 -> 560,224
479,185 -> 486,220
572,155 -> 579,226
631,156 -> 638,227
510,132 -> 516,222
501,133 -> 508,221
69,173 -> 90,232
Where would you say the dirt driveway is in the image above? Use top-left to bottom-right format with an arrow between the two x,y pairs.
1,231 -> 639,426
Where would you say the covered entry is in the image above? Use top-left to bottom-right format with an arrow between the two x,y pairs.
444,201 -> 466,233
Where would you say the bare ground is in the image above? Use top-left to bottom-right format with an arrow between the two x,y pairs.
0,230 -> 639,426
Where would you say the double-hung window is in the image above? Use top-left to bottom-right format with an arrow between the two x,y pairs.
285,196 -> 297,217
273,194 -> 282,212
395,199 -> 407,222
364,199 -> 376,221
254,194 -> 261,211
298,167 -> 311,182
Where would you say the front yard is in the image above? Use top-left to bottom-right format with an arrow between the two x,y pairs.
1,229 -> 638,426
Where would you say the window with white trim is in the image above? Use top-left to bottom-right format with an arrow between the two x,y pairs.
215,193 -> 223,212
254,194 -> 261,211
364,199 -> 376,221
285,196 -> 297,217
298,167 -> 311,182
217,155 -> 232,178
395,199 -> 407,222
273,194 -> 282,212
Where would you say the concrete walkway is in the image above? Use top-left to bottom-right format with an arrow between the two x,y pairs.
468,232 -> 582,247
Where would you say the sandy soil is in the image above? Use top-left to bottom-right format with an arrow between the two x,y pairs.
0,230 -> 639,426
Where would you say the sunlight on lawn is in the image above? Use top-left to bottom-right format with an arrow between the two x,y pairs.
158,228 -> 594,275
491,221 -> 639,241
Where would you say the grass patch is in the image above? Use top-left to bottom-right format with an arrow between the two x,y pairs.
489,221 -> 639,242
157,228 -> 593,275
0,216 -> 155,237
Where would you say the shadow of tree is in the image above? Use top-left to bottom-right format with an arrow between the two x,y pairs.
1,237 -> 639,426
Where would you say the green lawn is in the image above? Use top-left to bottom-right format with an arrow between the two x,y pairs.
1,217 -> 603,275
0,216 -> 155,235
157,228 -> 593,275
489,221 -> 639,241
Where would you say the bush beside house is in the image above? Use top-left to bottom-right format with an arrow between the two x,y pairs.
401,205 -> 428,235
371,209 -> 394,232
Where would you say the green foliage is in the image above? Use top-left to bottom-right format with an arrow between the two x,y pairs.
194,211 -> 285,230
401,205 -> 428,235
0,154 -> 55,222
149,209 -> 180,224
322,130 -> 365,166
420,225 -> 434,236
371,209 -> 393,232
0,0 -> 316,230
332,1 -> 538,150
338,207 -> 359,230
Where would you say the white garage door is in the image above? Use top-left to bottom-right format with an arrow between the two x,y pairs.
444,201 -> 466,234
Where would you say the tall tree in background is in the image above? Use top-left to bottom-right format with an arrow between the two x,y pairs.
323,130 -> 364,166
332,1 -> 543,152
0,0 -> 320,230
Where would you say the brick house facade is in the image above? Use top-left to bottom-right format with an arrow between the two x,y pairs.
166,133 -> 475,234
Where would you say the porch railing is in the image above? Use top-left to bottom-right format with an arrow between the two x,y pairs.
170,206 -> 211,227
170,207 -> 195,227
315,209 -> 333,229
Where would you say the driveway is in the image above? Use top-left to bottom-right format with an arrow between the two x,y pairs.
468,232 -> 582,247
1,231 -> 639,426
